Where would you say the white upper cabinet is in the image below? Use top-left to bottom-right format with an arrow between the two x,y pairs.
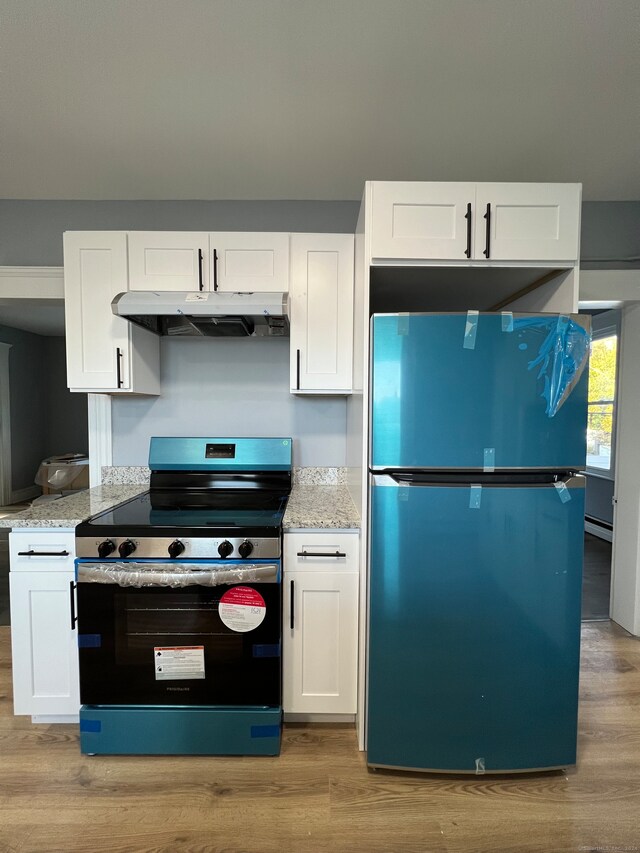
210,232 -> 290,292
474,183 -> 581,262
64,232 -> 160,394
290,234 -> 354,394
371,182 -> 475,260
370,182 -> 581,262
128,232 -> 209,291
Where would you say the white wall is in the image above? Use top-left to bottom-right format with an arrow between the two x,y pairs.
111,337 -> 347,467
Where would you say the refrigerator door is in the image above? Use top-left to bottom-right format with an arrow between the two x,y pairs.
370,313 -> 589,471
367,474 -> 585,773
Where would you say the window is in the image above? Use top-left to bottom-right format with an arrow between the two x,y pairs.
586,333 -> 618,473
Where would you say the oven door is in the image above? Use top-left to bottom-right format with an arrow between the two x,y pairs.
75,559 -> 281,707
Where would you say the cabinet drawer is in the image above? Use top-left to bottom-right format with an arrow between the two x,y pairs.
10,530 -> 76,571
284,532 -> 359,572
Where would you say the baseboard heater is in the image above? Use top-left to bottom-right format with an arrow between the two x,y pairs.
584,516 -> 613,542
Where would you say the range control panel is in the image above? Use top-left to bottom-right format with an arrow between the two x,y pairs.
75,536 -> 281,560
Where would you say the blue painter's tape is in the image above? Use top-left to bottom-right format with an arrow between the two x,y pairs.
463,310 -> 479,350
501,311 -> 514,332
483,448 -> 496,472
469,485 -> 482,509
78,634 -> 102,648
252,643 -> 281,658
80,719 -> 101,733
554,482 -> 572,503
251,725 -> 280,739
397,314 -> 410,336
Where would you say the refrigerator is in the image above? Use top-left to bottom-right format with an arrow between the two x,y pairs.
367,311 -> 590,773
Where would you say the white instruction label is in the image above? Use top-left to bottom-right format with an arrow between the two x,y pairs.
154,645 -> 205,680
218,586 -> 266,633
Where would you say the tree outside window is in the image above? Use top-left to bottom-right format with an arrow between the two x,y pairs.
586,333 -> 617,472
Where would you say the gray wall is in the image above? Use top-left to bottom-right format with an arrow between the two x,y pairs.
0,200 -> 361,266
111,338 -> 347,467
0,199 -> 638,267
0,327 -> 88,494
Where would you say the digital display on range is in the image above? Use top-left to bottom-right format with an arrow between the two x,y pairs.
205,443 -> 236,459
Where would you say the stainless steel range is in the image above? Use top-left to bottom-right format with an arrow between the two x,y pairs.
73,437 -> 292,756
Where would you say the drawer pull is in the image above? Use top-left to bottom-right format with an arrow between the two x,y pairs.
296,551 -> 346,558
18,549 -> 70,557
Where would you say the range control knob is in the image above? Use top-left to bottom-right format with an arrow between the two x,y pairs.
238,539 -> 254,559
168,540 -> 185,559
218,540 -> 233,559
118,539 -> 137,558
97,539 -> 116,558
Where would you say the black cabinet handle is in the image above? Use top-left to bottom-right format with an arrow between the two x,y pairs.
116,347 -> 124,388
290,580 -> 295,630
296,349 -> 301,390
18,549 -> 70,557
296,551 -> 347,558
464,202 -> 472,258
198,249 -> 204,291
70,581 -> 77,630
483,203 -> 491,259
212,249 -> 219,291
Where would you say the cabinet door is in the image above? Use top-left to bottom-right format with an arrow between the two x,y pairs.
64,232 -> 160,394
370,182 -> 475,260
283,571 -> 358,714
290,234 -> 354,393
283,532 -> 359,715
64,232 -> 132,391
475,183 -> 581,261
128,232 -> 209,291
9,571 -> 80,717
210,233 -> 290,292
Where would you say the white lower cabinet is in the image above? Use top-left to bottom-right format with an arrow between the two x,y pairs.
9,530 -> 80,720
283,531 -> 359,715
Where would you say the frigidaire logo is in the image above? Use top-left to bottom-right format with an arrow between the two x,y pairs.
166,686 -> 190,692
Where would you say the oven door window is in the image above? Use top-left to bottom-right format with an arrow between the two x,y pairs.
77,581 -> 281,707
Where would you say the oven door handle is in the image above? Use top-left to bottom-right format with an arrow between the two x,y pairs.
76,562 -> 280,587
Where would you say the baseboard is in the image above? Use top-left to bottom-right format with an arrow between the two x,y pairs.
10,486 -> 40,504
283,713 -> 356,724
585,520 -> 613,543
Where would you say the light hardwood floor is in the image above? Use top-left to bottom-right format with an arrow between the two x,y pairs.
1,622 -> 639,853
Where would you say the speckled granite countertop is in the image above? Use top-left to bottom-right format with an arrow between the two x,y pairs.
0,485 -> 147,529
0,483 -> 360,531
283,486 -> 360,530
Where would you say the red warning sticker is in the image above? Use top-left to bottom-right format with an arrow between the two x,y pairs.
219,586 -> 266,633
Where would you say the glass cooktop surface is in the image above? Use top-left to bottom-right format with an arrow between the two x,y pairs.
85,491 -> 288,532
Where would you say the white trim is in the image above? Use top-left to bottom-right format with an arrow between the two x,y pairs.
0,266 -> 63,299
0,342 -> 12,506
87,395 -> 112,487
283,713 -> 356,724
585,521 -> 613,543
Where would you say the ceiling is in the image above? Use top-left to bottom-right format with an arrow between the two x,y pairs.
1,0 -> 639,202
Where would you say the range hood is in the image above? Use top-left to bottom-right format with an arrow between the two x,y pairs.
112,291 -> 289,338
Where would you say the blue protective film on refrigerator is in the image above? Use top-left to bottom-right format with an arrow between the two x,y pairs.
512,315 -> 590,418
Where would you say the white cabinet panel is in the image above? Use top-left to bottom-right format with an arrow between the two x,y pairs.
283,532 -> 359,715
210,233 -> 290,292
10,570 -> 80,718
10,530 -> 76,571
63,232 -> 160,394
371,182 -> 475,260
475,183 -> 581,261
370,181 -> 581,263
128,232 -> 209,291
290,234 -> 354,393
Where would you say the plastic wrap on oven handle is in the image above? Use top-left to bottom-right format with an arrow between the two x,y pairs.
77,562 -> 279,587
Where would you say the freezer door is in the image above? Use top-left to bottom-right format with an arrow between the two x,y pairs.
367,475 -> 585,772
370,313 -> 589,470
